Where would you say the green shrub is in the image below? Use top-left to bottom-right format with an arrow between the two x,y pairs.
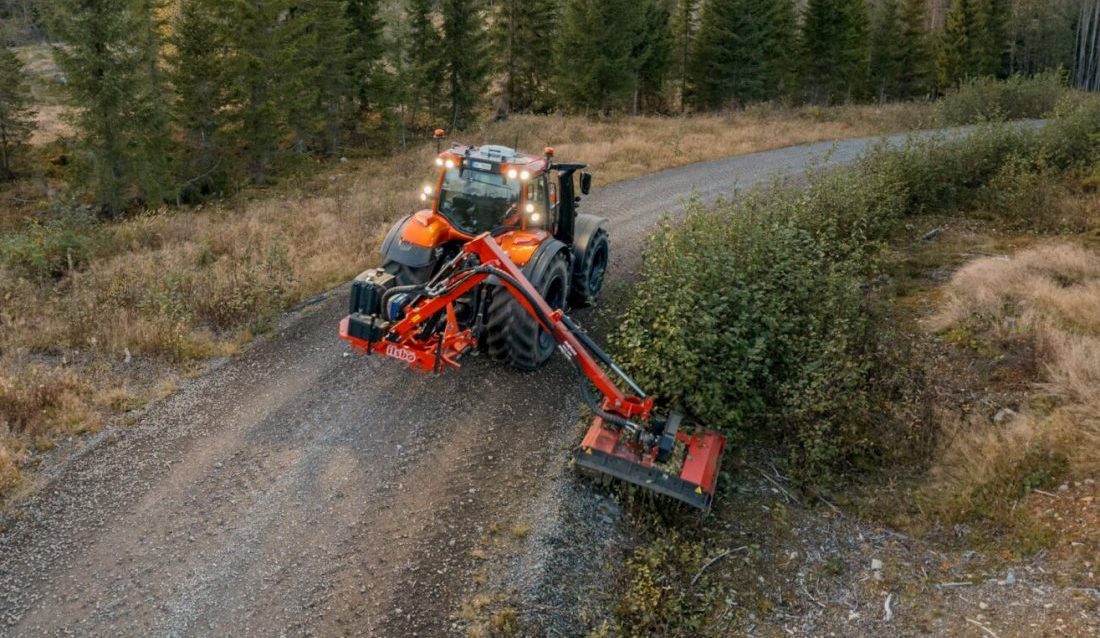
612,178 -> 898,479
0,211 -> 101,279
614,99 -> 1100,483
937,72 -> 1068,126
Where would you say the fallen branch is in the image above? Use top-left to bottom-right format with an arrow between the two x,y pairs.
755,467 -> 799,505
883,592 -> 895,622
966,617 -> 1000,638
1032,489 -> 1059,498
935,582 -> 975,589
691,546 -> 748,586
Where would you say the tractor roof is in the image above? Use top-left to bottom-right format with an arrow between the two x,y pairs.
441,144 -> 549,174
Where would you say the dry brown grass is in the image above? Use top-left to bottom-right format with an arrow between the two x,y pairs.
923,242 -> 1100,526
0,105 -> 937,498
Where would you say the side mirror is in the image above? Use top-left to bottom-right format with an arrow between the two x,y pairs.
580,172 -> 592,196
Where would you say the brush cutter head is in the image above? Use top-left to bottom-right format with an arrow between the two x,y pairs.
576,412 -> 725,512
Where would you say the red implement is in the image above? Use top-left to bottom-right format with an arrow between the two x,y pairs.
339,233 -> 727,510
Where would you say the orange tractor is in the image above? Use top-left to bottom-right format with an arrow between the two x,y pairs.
339,132 -> 726,510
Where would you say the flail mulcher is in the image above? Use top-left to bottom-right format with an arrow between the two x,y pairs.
339,132 -> 726,510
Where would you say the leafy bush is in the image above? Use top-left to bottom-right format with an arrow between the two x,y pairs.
614,99 -> 1100,482
937,71 -> 1069,126
614,176 -> 899,479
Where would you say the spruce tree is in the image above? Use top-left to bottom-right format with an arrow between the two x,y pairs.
221,0 -> 292,185
760,0 -> 797,101
294,0 -> 355,155
0,39 -> 34,180
635,0 -> 673,113
671,0 -> 698,112
870,0 -> 905,101
936,0 -> 1009,88
170,0 -> 231,199
936,0 -> 967,88
440,0 -> 488,129
492,0 -> 558,113
346,0 -> 385,111
554,0 -> 644,113
966,0 -> 1000,77
46,0 -> 174,216
690,0 -> 796,109
801,0 -> 870,104
897,0 -> 930,97
403,0 -> 443,125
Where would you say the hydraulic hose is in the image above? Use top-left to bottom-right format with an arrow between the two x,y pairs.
390,262 -> 646,435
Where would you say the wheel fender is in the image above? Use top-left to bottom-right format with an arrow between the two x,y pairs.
572,214 -> 609,277
521,238 -> 571,288
380,215 -> 435,268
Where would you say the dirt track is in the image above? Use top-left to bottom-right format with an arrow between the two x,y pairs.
0,130 -> 970,637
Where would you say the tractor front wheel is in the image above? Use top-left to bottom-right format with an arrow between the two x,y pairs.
486,251 -> 570,371
570,229 -> 609,307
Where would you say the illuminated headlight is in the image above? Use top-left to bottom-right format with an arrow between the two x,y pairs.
423,185 -> 433,195
507,169 -> 518,179
420,193 -> 428,202
526,203 -> 536,213
520,171 -> 530,180
435,158 -> 444,167
531,213 -> 541,223
445,159 -> 455,169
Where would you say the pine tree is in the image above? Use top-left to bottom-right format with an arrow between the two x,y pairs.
801,0 -> 870,104
690,0 -> 796,109
0,39 -> 34,180
46,0 -> 174,216
170,0 -> 231,199
671,0 -> 698,111
403,0 -> 443,125
634,0 -> 673,113
554,0 -> 644,113
440,0 -> 488,129
346,0 -> 385,111
492,0 -> 558,113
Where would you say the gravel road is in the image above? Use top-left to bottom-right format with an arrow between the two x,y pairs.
0,128 -> 982,637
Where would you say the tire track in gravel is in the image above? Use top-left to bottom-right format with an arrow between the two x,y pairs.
0,125 -> 1017,637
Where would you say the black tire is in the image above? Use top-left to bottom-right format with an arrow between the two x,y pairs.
382,260 -> 434,286
486,251 -> 571,371
570,229 -> 609,307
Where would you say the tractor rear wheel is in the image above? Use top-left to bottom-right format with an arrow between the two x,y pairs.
382,260 -> 434,287
486,251 -> 570,371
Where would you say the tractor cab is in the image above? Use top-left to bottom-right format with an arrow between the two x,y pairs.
426,143 -> 556,237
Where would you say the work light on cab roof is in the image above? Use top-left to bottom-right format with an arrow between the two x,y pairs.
339,131 -> 728,512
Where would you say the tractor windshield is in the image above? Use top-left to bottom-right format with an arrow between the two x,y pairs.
437,167 -> 522,235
